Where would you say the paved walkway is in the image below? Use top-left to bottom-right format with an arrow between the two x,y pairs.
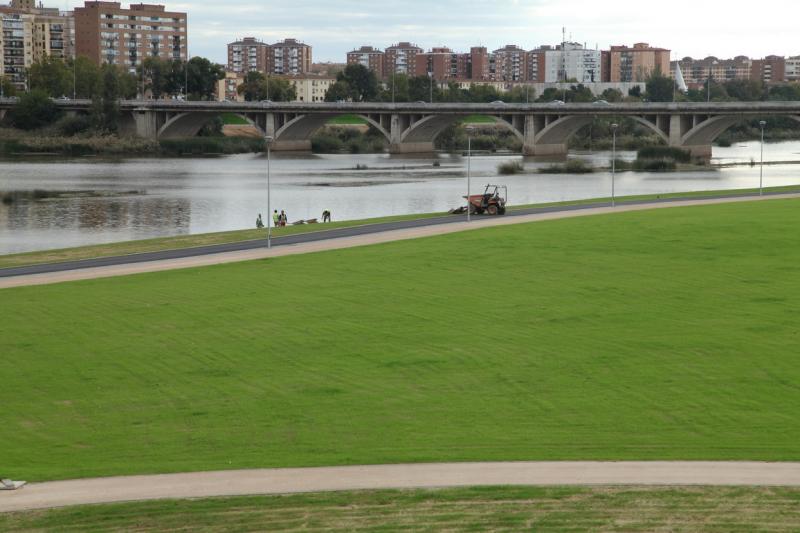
2,193 -> 798,289
2,462 -> 800,512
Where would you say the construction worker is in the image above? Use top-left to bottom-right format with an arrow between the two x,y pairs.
272,210 -> 279,228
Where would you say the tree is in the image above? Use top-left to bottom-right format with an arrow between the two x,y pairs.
628,85 -> 642,98
236,71 -> 296,102
0,76 -> 17,97
380,73 -> 409,102
767,84 -> 800,101
645,69 -> 674,102
94,64 -> 121,132
335,64 -> 379,102
723,79 -> 765,101
600,88 -> 624,103
324,81 -> 352,102
186,56 -> 225,100
28,56 -> 72,97
138,57 -> 171,99
10,89 -> 62,130
566,84 -> 594,103
71,56 -> 102,99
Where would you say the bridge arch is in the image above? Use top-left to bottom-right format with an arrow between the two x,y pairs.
158,112 -> 266,139
274,113 -> 391,144
400,114 -> 524,145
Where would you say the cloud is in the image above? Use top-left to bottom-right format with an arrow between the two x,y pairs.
62,0 -> 798,63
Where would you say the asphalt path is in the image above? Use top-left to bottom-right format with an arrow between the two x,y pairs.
2,462 -> 800,512
1,190 -> 796,280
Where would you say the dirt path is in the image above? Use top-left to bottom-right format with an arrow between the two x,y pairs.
2,461 -> 800,512
2,194 -> 797,290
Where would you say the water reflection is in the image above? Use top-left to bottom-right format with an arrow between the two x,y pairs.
1,140 -> 799,254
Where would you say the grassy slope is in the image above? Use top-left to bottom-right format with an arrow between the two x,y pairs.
2,487 -> 800,532
3,185 -> 799,270
2,199 -> 800,481
0,212 -> 444,269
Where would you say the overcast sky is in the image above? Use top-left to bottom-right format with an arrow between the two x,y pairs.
63,0 -> 798,64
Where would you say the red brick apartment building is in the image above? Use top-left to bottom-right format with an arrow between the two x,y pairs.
74,1 -> 187,71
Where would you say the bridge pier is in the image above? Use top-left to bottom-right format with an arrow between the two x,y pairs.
272,140 -> 312,152
526,143 -> 569,157
389,142 -> 435,154
133,110 -> 160,139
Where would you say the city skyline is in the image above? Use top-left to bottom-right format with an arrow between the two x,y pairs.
54,0 -> 799,64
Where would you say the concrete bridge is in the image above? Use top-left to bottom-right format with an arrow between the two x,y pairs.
2,98 -> 799,157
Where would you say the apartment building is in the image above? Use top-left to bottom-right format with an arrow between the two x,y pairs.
0,0 -> 75,88
0,10 -> 33,88
539,42 -> 601,83
214,70 -> 244,101
267,38 -> 311,76
751,55 -> 785,84
604,43 -> 670,82
288,75 -> 333,102
676,56 -> 752,87
412,46 -> 460,79
346,45 -> 383,75
786,56 -> 800,82
227,37 -> 268,73
74,1 -> 187,72
1,0 -> 74,60
383,41 -> 422,78
491,44 -> 527,82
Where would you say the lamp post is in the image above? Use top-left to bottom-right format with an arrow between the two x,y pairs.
611,123 -> 618,207
73,59 -> 77,100
265,135 -> 274,248
392,69 -> 395,104
759,120 -> 766,196
428,71 -> 433,103
466,126 -> 475,222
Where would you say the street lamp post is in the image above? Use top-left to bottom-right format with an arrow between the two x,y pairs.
265,135 -> 274,248
759,120 -> 766,196
428,71 -> 433,103
611,123 -> 618,207
466,126 -> 475,222
73,59 -> 77,100
392,69 -> 395,104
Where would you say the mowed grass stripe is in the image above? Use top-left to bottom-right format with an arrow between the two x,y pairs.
2,200 -> 800,481
3,487 -> 800,532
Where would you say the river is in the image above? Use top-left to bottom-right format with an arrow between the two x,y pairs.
1,140 -> 799,254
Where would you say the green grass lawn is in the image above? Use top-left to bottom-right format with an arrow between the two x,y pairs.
462,114 -> 499,124
0,212 -> 445,269
3,486 -> 800,532
2,199 -> 800,482
326,114 -> 368,125
220,113 -> 250,125
3,185 -> 799,270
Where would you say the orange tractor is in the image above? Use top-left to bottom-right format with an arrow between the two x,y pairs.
463,184 -> 508,215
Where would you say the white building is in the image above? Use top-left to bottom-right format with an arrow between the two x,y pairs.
544,42 -> 601,84
786,56 -> 800,82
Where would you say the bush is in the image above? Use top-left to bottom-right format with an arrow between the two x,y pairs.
311,132 -> 344,153
159,137 -> 265,156
540,159 -> 594,174
637,146 -> 691,163
633,158 -> 677,172
56,115 -> 93,137
10,90 -> 62,130
498,161 -> 524,175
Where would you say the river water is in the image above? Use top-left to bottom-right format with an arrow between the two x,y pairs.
1,140 -> 799,254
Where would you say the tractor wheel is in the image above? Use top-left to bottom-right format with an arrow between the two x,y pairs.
486,205 -> 499,216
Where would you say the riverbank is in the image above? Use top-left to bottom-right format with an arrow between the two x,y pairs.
3,184 -> 799,270
0,128 -> 265,156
